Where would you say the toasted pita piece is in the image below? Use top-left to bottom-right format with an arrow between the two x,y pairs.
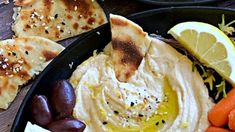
110,14 -> 151,82
14,0 -> 36,7
12,0 -> 107,41
0,36 -> 64,109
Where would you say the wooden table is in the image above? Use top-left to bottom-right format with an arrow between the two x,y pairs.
0,0 -> 235,131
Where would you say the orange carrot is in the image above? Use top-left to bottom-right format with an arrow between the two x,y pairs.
206,126 -> 231,132
208,87 -> 235,127
228,108 -> 235,131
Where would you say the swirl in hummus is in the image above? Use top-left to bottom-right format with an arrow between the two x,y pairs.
69,14 -> 214,132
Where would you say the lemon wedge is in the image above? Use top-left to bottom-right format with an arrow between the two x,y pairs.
168,22 -> 235,86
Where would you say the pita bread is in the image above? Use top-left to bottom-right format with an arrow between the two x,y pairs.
0,36 -> 64,109
12,0 -> 107,41
110,14 -> 151,82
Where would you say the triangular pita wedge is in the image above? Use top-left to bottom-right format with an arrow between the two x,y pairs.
13,0 -> 107,41
110,14 -> 151,82
0,36 -> 64,109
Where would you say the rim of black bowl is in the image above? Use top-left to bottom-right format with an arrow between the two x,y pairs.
11,6 -> 235,132
137,0 -> 223,6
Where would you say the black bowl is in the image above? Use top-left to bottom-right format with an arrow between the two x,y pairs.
136,0 -> 222,6
11,7 -> 235,132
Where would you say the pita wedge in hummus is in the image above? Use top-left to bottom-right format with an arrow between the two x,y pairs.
69,14 -> 214,132
12,0 -> 107,41
0,36 -> 64,109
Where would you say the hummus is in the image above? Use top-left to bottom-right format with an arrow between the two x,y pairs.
70,38 -> 214,132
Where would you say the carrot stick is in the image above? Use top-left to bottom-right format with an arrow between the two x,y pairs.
206,126 -> 231,132
228,108 -> 235,131
208,87 -> 235,127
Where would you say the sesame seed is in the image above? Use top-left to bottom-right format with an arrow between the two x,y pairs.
162,120 -> 165,124
155,122 -> 159,126
40,15 -> 44,20
114,111 -> 119,114
25,51 -> 29,55
138,114 -> 144,117
18,60 -> 24,64
102,122 -> 108,125
74,6 -> 78,11
4,58 -> 8,62
2,64 -> 7,69
61,22 -> 66,25
45,30 -> 49,34
56,25 -> 61,29
130,102 -> 134,107
48,16 -> 54,20
54,14 -> 58,19
0,49 -> 3,54
12,52 -> 16,56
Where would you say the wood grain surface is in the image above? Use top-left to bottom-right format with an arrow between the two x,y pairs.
0,0 -> 235,131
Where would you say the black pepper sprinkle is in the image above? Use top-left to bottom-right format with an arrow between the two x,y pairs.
138,114 -> 144,117
60,29 -> 64,33
12,52 -> 16,56
45,30 -> 49,34
106,102 -> 109,104
102,122 -> 108,125
130,102 -> 134,107
61,22 -> 66,25
114,111 -> 119,114
25,51 -> 28,55
54,14 -> 58,19
8,52 -> 11,56
155,122 -> 159,126
162,120 -> 165,124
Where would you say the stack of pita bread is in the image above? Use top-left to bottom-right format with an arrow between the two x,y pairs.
0,0 -> 107,109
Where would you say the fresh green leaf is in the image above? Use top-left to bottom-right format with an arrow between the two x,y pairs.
204,73 -> 215,91
215,80 -> 227,100
218,14 -> 235,35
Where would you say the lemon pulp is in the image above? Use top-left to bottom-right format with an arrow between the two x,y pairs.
168,22 -> 235,86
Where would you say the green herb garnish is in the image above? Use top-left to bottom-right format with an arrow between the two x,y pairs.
218,14 -> 235,35
215,80 -> 227,100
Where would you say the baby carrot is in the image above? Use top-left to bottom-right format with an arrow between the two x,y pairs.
206,126 -> 231,132
208,87 -> 235,127
228,108 -> 235,131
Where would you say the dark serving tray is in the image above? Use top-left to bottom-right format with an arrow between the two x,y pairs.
136,0 -> 222,6
11,7 -> 235,132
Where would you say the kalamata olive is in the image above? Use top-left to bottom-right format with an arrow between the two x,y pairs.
31,95 -> 53,126
51,80 -> 75,119
47,118 -> 86,132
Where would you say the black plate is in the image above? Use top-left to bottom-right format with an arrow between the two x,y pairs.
137,0 -> 222,6
11,7 -> 235,132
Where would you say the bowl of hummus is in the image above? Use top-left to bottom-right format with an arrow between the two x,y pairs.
12,7 -> 235,132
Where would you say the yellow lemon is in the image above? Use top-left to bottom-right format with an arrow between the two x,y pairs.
168,22 -> 235,86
